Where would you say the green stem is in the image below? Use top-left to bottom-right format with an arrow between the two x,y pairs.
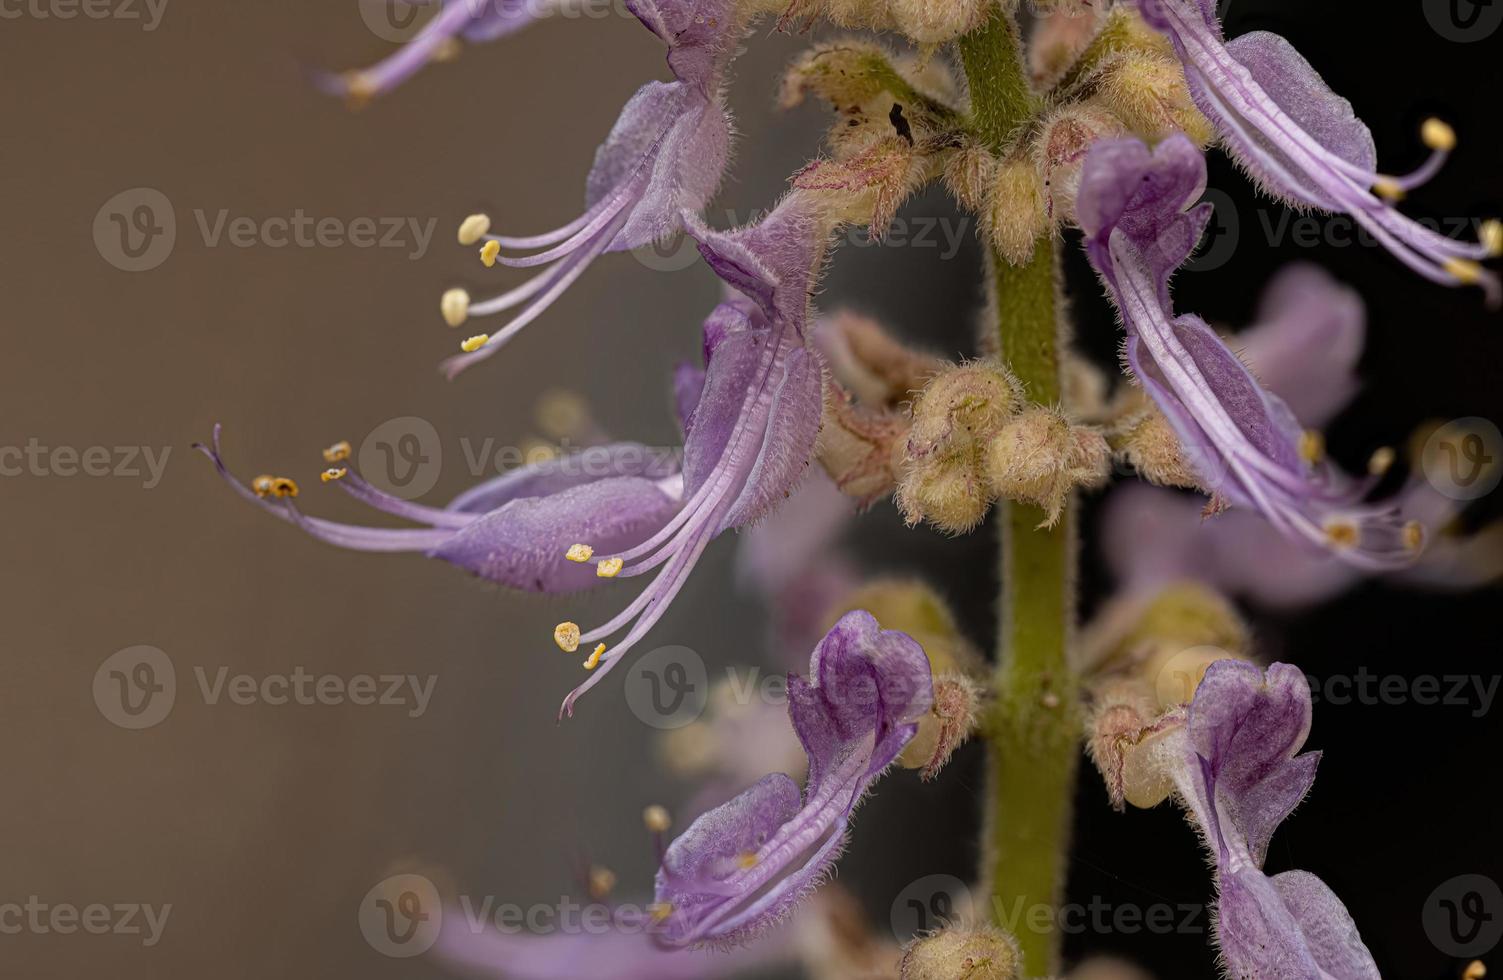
961,15 -> 1079,979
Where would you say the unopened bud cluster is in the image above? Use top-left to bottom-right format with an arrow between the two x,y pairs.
897,362 -> 1110,532
900,923 -> 1021,980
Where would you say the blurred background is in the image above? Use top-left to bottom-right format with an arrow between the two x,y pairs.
1,0 -> 1500,977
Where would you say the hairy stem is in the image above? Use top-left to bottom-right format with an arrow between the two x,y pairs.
962,14 -> 1079,978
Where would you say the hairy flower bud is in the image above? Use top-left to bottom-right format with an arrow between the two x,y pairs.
900,672 -> 981,780
1086,681 -> 1185,810
906,362 -> 1025,463
1033,104 -> 1125,225
900,923 -> 1021,980
986,156 -> 1049,266
887,0 -> 989,44
985,407 -> 1111,527
897,457 -> 992,533
1089,52 -> 1214,146
1114,406 -> 1204,490
1080,582 -> 1250,681
819,385 -> 911,506
943,139 -> 997,213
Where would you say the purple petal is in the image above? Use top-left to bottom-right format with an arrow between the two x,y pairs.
433,475 -> 681,593
447,443 -> 680,515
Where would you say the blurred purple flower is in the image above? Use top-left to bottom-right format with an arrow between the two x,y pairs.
1079,135 -> 1416,570
1136,0 -> 1500,303
443,0 -> 748,375
1165,660 -> 1379,979
652,610 -> 932,946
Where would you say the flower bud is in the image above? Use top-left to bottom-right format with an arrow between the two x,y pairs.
1029,2 -> 1108,88
1086,681 -> 1185,810
906,362 -> 1025,463
943,139 -> 997,213
1033,104 -> 1126,225
986,156 -> 1049,266
1114,406 -> 1204,490
888,0 -> 989,44
819,385 -> 911,506
1089,52 -> 1213,146
1080,582 -> 1250,680
985,407 -> 1111,527
899,672 -> 981,779
900,923 -> 1021,980
897,457 -> 991,533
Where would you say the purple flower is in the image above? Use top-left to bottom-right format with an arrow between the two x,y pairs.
201,194 -> 827,716
196,428 -> 683,594
1135,0 -> 1500,303
325,0 -> 553,100
442,0 -> 749,376
1164,660 -> 1379,979
556,193 -> 828,715
1078,134 -> 1417,570
652,610 -> 933,947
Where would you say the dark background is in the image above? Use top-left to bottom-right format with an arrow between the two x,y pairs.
0,0 -> 1498,977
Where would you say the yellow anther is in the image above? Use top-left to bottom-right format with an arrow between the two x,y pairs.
321,467 -> 347,483
322,440 -> 352,464
583,643 -> 607,669
342,71 -> 376,110
1463,961 -> 1486,980
553,621 -> 581,653
565,543 -> 594,563
1324,521 -> 1359,549
252,475 -> 276,497
643,804 -> 672,833
431,36 -> 462,63
479,240 -> 501,268
441,288 -> 471,328
1482,220 -> 1503,258
596,557 -> 624,578
1444,258 -> 1484,285
1367,446 -> 1396,476
460,334 -> 490,353
1422,117 -> 1457,153
253,475 -> 299,499
1298,430 -> 1326,465
735,851 -> 759,870
457,213 -> 492,246
1372,177 -> 1406,203
647,902 -> 674,924
1404,520 -> 1426,552
587,866 -> 617,900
